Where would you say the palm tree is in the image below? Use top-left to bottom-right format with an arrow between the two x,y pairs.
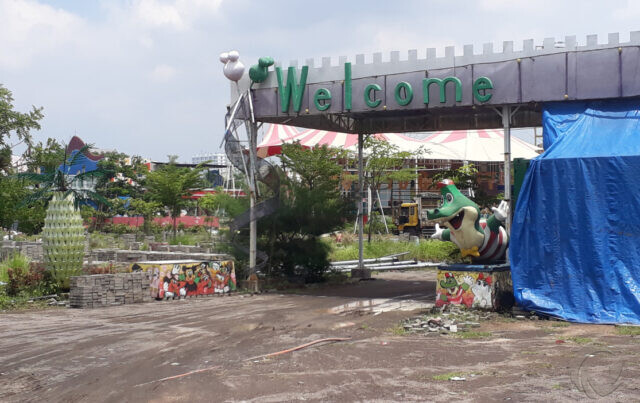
17,143 -> 110,290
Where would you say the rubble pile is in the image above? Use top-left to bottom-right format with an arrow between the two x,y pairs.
402,306 -> 490,335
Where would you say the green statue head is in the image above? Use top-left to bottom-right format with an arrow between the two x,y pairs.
249,57 -> 274,83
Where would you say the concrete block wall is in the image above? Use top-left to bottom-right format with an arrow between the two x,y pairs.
69,272 -> 151,308
1,241 -> 44,262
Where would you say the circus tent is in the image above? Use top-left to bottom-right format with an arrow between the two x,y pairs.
257,125 -> 540,161
255,124 -> 300,158
420,129 -> 540,161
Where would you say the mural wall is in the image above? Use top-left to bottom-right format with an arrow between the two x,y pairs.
130,261 -> 236,300
435,270 -> 513,310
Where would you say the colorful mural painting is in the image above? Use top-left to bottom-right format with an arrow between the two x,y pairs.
130,260 -> 236,300
436,271 -> 489,308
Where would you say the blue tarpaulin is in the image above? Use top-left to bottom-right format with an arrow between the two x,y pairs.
510,99 -> 640,324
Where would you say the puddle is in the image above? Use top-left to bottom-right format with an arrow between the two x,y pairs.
328,298 -> 433,315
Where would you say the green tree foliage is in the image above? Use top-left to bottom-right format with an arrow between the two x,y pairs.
259,144 -> 351,282
199,189 -> 248,221
280,142 -> 347,191
145,158 -> 204,238
95,151 -> 147,199
359,137 -> 426,242
0,84 -> 44,174
0,176 -> 46,234
431,163 -> 479,192
128,198 -> 163,235
24,138 -> 64,174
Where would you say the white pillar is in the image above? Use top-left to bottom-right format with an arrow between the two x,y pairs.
502,105 -> 512,235
357,133 -> 364,269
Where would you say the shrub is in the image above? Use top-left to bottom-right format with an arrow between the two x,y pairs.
266,236 -> 331,283
0,253 -> 30,285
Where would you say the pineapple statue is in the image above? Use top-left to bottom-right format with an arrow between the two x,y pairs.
42,192 -> 85,290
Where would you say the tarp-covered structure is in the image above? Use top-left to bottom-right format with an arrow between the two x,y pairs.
511,99 -> 640,324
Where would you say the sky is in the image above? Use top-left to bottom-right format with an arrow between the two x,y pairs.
2,0 -> 639,162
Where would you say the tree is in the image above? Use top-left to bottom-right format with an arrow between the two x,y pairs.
145,158 -> 205,238
128,199 -> 163,235
0,84 -> 44,173
199,189 -> 248,222
256,144 -> 351,282
431,163 -> 478,193
24,138 -> 65,174
0,176 -> 46,234
95,151 -> 147,199
359,136 -> 426,242
279,143 -> 347,191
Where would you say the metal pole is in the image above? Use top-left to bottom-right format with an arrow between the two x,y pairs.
376,188 -> 389,234
501,105 -> 512,235
357,133 -> 364,270
248,122 -> 258,273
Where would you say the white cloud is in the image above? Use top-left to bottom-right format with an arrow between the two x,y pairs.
131,0 -> 224,30
149,64 -> 177,82
612,0 -> 640,20
0,0 -> 86,69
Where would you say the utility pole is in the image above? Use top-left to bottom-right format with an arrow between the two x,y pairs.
352,132 -> 370,279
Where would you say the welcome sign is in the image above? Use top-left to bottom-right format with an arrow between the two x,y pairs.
275,63 -> 494,113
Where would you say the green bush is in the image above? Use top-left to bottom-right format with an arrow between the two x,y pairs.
1,255 -> 58,296
265,236 -> 331,283
0,253 -> 30,284
102,223 -> 137,234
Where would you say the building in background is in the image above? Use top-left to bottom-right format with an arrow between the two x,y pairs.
192,152 -> 235,188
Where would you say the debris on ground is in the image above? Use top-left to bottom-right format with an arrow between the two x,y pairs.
401,304 -> 568,336
402,305 -> 488,335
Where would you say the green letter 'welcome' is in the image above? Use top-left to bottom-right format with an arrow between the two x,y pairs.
276,66 -> 309,113
423,77 -> 462,104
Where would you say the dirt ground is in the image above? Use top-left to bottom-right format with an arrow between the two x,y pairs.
1,270 -> 639,402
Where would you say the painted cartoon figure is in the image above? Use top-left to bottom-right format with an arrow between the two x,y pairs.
471,273 -> 492,308
196,263 -> 214,295
427,179 -> 509,262
181,265 -> 199,297
436,272 -> 474,307
150,267 -> 160,298
163,266 -> 186,300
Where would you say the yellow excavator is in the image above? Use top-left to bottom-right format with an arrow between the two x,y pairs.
394,190 -> 472,237
395,201 -> 436,236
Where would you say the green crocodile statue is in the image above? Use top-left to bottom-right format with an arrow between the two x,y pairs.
426,179 -> 509,262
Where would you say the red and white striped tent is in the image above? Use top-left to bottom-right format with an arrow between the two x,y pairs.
421,129 -> 540,161
257,125 -> 540,161
256,124 -> 300,158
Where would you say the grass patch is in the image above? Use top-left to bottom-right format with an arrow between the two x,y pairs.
387,324 -> 408,336
432,371 -> 466,381
327,238 -> 463,263
0,293 -> 56,311
552,383 -> 563,390
561,336 -> 593,344
551,322 -> 570,328
520,351 -> 540,355
455,331 -> 492,339
616,326 -> 640,336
